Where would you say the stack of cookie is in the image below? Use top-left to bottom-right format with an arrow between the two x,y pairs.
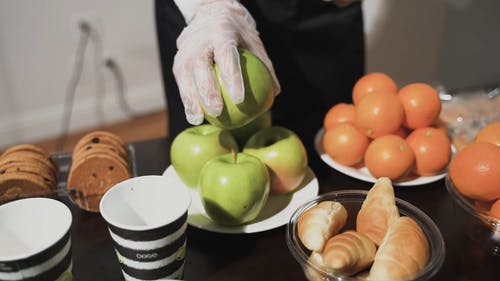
67,131 -> 132,212
0,144 -> 57,204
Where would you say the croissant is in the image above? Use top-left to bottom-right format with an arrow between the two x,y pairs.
298,201 -> 347,251
304,251 -> 326,281
355,270 -> 371,281
322,230 -> 376,276
356,177 -> 400,246
369,216 -> 430,281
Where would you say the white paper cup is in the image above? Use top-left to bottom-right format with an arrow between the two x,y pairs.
100,175 -> 191,281
0,198 -> 73,281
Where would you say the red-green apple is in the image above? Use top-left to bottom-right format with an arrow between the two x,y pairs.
170,124 -> 238,188
243,126 -> 308,194
204,49 -> 274,129
199,152 -> 270,225
230,111 -> 272,148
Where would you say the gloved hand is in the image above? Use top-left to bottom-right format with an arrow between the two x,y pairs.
173,0 -> 281,125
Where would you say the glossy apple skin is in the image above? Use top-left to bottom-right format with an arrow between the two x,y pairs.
204,49 -> 274,129
170,124 -> 238,188
230,111 -> 272,148
243,126 -> 308,194
199,153 -> 270,225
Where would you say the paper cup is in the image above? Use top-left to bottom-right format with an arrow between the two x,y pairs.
100,175 -> 191,281
0,198 -> 73,281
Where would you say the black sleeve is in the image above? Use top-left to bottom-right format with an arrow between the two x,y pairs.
155,0 -> 190,138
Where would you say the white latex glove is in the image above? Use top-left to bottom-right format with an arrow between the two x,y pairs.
173,0 -> 281,125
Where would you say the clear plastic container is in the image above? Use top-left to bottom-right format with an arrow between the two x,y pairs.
53,143 -> 137,212
439,86 -> 500,151
445,175 -> 500,255
286,190 -> 445,281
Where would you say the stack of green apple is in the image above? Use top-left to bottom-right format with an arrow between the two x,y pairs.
170,49 -> 308,226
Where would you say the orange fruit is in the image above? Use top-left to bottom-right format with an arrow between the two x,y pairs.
406,127 -> 451,176
449,142 -> 500,202
364,134 -> 415,180
398,83 -> 441,129
393,127 -> 410,139
355,91 -> 405,138
490,199 -> 500,220
323,123 -> 370,166
323,103 -> 356,130
475,121 -> 500,147
352,72 -> 398,105
474,200 -> 493,214
433,117 -> 449,137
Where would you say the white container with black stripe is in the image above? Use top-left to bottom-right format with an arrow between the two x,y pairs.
0,198 -> 73,281
100,175 -> 191,281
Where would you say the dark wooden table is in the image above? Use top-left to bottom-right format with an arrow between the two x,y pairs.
62,137 -> 499,281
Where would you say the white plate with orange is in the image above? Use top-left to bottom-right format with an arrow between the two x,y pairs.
162,165 -> 319,234
314,128 -> 450,186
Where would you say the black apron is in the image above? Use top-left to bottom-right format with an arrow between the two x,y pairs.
155,0 -> 364,170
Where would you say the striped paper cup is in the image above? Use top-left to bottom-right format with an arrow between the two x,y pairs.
0,198 -> 73,281
100,175 -> 191,281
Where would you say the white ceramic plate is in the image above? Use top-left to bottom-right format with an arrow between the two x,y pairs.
163,165 -> 319,234
314,128 -> 450,186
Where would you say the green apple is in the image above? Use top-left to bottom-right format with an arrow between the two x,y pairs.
204,48 -> 275,129
243,126 -> 308,194
230,111 -> 272,148
199,152 -> 270,225
170,124 -> 238,188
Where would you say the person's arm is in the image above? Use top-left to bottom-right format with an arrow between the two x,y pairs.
173,0 -> 359,23
173,0 -> 201,23
172,0 -> 358,125
172,0 -> 280,125
324,0 -> 359,7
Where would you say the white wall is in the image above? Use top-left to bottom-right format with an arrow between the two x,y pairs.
363,0 -> 500,89
1,0 -> 499,150
0,0 -> 165,149
435,0 -> 500,90
363,0 -> 447,86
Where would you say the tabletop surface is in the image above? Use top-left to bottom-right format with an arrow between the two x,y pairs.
62,137 -> 499,281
